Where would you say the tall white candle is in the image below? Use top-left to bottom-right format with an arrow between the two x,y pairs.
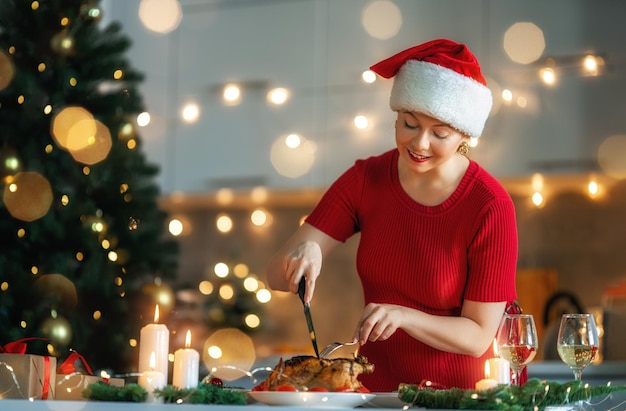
138,352 -> 166,403
173,330 -> 200,389
138,305 -> 170,379
488,339 -> 511,385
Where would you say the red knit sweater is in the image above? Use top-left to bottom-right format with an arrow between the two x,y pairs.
306,149 -> 518,391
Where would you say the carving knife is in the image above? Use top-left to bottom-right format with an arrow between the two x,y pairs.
298,277 -> 320,358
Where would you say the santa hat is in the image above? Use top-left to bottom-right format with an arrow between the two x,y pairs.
370,39 -> 492,138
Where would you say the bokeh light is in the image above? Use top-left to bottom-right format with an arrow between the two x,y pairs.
3,171 -> 53,222
361,0 -> 402,40
168,218 -> 184,236
69,119 -> 112,165
267,88 -> 289,105
199,280 -> 214,295
598,134 -> 626,179
202,328 -> 256,381
0,50 -> 15,91
222,84 -> 241,106
270,135 -> 316,178
138,0 -> 182,34
137,112 -> 151,127
503,22 -> 545,64
216,213 -> 233,233
214,262 -> 229,278
181,102 -> 200,123
33,274 -> 78,310
51,106 -> 96,150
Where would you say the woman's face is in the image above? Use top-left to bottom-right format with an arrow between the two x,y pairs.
395,111 -> 468,175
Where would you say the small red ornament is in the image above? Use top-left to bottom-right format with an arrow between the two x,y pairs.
208,377 -> 223,388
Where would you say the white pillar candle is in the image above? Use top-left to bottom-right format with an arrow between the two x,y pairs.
138,352 -> 166,402
475,378 -> 498,392
489,339 -> 511,385
138,305 -> 170,379
173,330 -> 200,389
488,357 -> 511,385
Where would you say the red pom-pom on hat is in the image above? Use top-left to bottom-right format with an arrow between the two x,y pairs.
370,38 -> 492,137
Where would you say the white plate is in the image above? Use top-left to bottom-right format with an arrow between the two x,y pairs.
248,391 -> 375,408
362,392 -> 408,408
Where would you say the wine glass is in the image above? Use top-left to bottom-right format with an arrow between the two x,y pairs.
495,314 -> 539,386
557,313 -> 599,381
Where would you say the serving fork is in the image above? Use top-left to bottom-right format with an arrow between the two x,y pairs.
319,340 -> 359,358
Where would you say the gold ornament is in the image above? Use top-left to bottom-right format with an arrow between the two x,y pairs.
50,29 -> 74,56
40,315 -> 72,346
0,50 -> 15,91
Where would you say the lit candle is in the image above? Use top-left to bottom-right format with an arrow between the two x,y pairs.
488,340 -> 511,385
138,305 -> 170,380
475,361 -> 498,392
138,352 -> 166,403
173,330 -> 200,389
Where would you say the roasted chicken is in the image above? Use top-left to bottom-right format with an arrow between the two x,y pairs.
255,355 -> 374,392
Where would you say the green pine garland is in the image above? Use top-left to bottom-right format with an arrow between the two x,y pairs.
154,383 -> 248,405
82,382 -> 148,402
398,378 -> 626,411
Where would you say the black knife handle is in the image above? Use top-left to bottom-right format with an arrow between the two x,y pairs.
297,277 -> 306,303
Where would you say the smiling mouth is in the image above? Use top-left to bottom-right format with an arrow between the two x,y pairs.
408,149 -> 429,161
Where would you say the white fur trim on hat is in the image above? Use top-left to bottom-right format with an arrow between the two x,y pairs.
390,60 -> 493,138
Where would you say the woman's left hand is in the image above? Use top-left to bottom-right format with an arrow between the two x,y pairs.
354,303 -> 404,345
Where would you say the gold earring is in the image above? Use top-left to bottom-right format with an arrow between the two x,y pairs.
457,142 -> 470,155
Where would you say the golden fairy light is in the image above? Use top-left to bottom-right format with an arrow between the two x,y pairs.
181,102 -> 200,123
198,280 -> 214,295
250,209 -> 268,227
214,262 -> 229,278
266,87 -> 288,105
216,214 -> 233,233
233,263 -> 249,278
244,314 -> 260,328
222,84 -> 241,105
137,112 -> 151,127
256,289 -> 272,303
168,218 -> 183,236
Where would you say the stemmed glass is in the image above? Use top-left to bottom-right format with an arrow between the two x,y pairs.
495,314 -> 539,386
557,313 -> 599,381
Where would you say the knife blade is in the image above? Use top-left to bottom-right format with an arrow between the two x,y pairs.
298,277 -> 320,358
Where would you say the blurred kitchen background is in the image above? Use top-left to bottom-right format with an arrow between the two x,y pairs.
103,0 -> 626,367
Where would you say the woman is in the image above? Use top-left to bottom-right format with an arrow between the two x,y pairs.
266,39 -> 518,391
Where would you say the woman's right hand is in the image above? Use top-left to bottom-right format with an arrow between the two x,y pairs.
282,240 -> 322,302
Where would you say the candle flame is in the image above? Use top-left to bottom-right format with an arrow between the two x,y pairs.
492,339 -> 499,357
154,304 -> 160,323
185,330 -> 192,349
484,360 -> 490,379
149,351 -> 156,370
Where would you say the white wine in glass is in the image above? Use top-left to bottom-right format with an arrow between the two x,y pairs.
496,314 -> 538,386
557,313 -> 599,381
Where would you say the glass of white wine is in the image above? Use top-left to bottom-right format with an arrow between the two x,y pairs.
495,314 -> 539,386
557,313 -> 599,381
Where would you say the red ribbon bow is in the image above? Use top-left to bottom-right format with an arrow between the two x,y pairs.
0,337 -> 45,354
57,350 -> 93,375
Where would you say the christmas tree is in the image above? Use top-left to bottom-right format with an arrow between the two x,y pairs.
0,0 -> 179,373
